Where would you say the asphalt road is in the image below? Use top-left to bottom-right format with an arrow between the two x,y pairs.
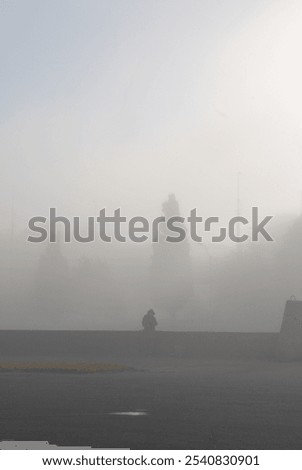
0,357 -> 301,449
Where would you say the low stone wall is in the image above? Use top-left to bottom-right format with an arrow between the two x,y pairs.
278,299 -> 302,360
0,330 -> 279,360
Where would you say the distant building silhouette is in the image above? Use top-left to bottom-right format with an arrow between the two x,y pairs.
150,194 -> 193,324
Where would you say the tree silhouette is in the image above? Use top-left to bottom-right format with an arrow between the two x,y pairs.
35,240 -> 70,328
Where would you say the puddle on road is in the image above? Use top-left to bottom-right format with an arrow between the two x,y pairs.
109,410 -> 148,416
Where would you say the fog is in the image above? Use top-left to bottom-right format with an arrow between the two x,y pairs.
1,0 -> 302,331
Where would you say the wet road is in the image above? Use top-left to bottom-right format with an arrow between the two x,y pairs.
0,358 -> 301,449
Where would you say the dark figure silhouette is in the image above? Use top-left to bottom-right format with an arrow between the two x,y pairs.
142,309 -> 158,332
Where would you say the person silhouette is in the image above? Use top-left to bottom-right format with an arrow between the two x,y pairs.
142,309 -> 158,332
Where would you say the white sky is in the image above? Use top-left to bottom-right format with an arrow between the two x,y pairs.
1,0 -> 302,231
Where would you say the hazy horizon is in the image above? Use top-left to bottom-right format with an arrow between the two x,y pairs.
1,0 -> 302,331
